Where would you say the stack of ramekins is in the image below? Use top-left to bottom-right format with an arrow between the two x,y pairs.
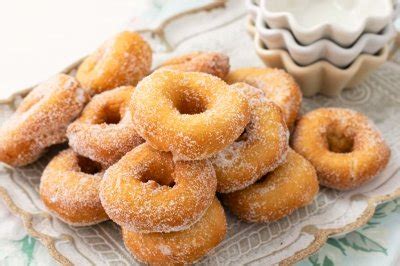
247,0 -> 397,96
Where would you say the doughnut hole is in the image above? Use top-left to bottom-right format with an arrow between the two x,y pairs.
93,102 -> 124,125
140,165 -> 176,188
255,173 -> 268,184
235,128 -> 249,142
325,125 -> 354,153
172,89 -> 209,115
77,155 -> 102,175
102,107 -> 121,124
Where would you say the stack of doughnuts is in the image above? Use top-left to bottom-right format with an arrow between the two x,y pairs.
0,30 -> 391,264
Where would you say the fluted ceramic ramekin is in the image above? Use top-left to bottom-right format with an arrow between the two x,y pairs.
248,19 -> 390,97
259,0 -> 393,46
255,13 -> 395,67
245,0 -> 259,23
255,39 -> 389,97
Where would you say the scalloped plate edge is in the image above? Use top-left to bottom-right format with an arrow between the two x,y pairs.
1,183 -> 400,265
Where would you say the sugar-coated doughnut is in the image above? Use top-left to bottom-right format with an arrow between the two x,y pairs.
159,51 -> 230,78
212,83 -> 289,193
292,108 -> 390,190
67,86 -> 143,167
76,31 -> 152,95
0,74 -> 88,167
40,149 -> 108,226
122,198 -> 226,265
100,143 -> 217,233
222,149 -> 319,222
225,67 -> 302,130
131,69 -> 251,161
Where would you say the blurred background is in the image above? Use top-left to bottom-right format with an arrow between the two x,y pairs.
0,0 -> 214,96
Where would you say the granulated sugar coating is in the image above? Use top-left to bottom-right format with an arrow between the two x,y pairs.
225,67 -> 302,130
67,86 -> 144,167
100,143 -> 217,233
159,51 -> 230,79
122,198 -> 227,265
212,82 -> 289,193
0,74 -> 89,167
292,108 -> 391,190
39,149 -> 109,226
131,69 -> 251,161
5,23 -> 394,265
76,31 -> 152,95
222,149 -> 319,223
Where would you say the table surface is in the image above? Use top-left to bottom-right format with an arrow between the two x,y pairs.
0,1 -> 399,265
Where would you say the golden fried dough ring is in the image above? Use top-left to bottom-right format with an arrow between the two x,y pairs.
159,51 -> 230,78
76,31 -> 152,95
100,143 -> 217,232
0,74 -> 88,167
67,86 -> 143,166
225,67 -> 302,130
40,149 -> 108,226
212,83 -> 289,193
122,198 -> 226,265
222,149 -> 319,222
131,69 -> 251,160
292,108 -> 390,190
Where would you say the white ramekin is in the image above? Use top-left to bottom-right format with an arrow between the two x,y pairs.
248,20 -> 390,97
245,0 -> 259,23
259,0 -> 394,46
255,13 -> 395,67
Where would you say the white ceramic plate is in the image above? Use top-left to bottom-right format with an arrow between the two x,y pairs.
259,0 -> 394,46
255,11 -> 395,67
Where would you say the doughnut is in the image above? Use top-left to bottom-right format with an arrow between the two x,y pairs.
67,86 -> 143,167
225,67 -> 302,130
212,83 -> 289,193
159,51 -> 230,78
292,108 -> 390,190
76,31 -> 152,95
100,143 -> 217,232
0,74 -> 88,167
131,69 -> 251,161
122,198 -> 226,265
40,149 -> 108,226
222,149 -> 319,222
